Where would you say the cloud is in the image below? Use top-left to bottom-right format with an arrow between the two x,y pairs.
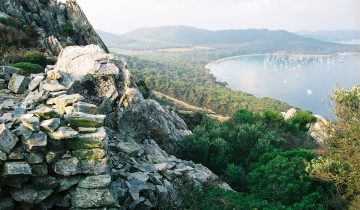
77,0 -> 360,34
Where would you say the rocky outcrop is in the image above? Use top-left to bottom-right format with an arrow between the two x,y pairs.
0,45 -> 231,209
309,115 -> 330,144
0,0 -> 108,55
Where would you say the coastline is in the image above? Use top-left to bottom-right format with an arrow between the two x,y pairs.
205,52 -> 360,70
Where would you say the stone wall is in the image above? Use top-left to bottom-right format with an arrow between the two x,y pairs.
0,45 -> 231,209
0,67 -> 116,209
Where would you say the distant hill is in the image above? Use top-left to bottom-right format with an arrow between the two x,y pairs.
97,26 -> 360,53
297,30 -> 360,45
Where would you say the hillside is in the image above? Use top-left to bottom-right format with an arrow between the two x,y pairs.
98,26 -> 360,53
0,0 -> 108,55
298,30 -> 360,44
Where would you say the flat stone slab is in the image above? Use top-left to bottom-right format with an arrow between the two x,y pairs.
72,148 -> 106,160
23,131 -> 47,151
41,80 -> 66,92
52,157 -> 79,176
3,162 -> 32,175
0,123 -> 18,153
30,106 -> 61,119
73,102 -> 98,114
28,75 -> 44,91
8,74 -> 30,94
41,118 -> 61,133
49,127 -> 79,140
78,174 -> 111,189
67,127 -> 107,149
72,187 -> 115,208
65,112 -> 105,128
11,188 -> 53,204
21,114 -> 40,131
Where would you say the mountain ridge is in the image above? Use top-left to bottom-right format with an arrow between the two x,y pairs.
97,25 -> 360,53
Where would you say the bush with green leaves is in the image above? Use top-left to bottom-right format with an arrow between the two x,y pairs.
308,86 -> 360,208
22,51 -> 48,67
12,62 -> 43,76
181,108 -> 340,208
247,150 -> 336,208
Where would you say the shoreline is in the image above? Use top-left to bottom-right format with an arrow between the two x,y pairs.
205,52 -> 360,69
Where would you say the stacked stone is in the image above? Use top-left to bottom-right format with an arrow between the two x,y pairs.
0,69 -> 117,209
0,66 -> 28,93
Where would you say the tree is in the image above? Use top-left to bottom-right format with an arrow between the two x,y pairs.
308,86 -> 360,209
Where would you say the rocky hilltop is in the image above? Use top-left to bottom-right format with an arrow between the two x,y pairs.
0,45 -> 231,209
0,0 -> 108,55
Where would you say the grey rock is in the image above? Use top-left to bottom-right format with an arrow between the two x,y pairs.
0,150 -> 7,161
0,197 -> 15,210
65,112 -> 105,128
73,101 -> 98,114
23,132 -> 47,151
67,127 -> 107,149
22,90 -> 49,109
72,148 -> 106,160
0,99 -> 15,111
134,163 -> 156,173
127,178 -> 148,200
31,163 -> 48,176
49,126 -> 79,140
72,187 -> 115,208
21,114 -> 40,131
11,187 -> 53,204
116,137 -> 142,156
78,127 -> 97,133
49,94 -> 85,114
8,74 -> 30,94
32,175 -> 58,189
40,118 -> 61,133
78,174 -> 111,189
0,123 -> 18,153
25,152 -> 45,164
79,158 -> 109,175
281,108 -> 298,120
41,80 -> 66,92
52,157 -> 79,176
30,106 -> 61,119
3,162 -> 32,175
1,66 -> 20,74
57,176 -> 82,192
128,172 -> 149,182
28,75 -> 45,91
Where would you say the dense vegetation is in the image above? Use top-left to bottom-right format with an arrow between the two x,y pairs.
308,86 -> 360,209
180,109 -> 337,209
0,50 -> 52,75
128,51 -> 291,115
180,86 -> 360,209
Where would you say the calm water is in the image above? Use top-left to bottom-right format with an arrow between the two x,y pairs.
209,54 -> 360,118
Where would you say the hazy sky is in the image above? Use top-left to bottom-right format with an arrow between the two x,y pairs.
77,0 -> 360,34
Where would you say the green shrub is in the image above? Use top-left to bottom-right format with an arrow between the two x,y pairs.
23,51 -> 48,67
186,187 -> 288,210
62,21 -> 74,37
247,150 -> 335,208
176,111 -> 209,131
223,164 -> 246,191
136,80 -> 151,99
287,110 -> 317,132
12,62 -> 43,76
